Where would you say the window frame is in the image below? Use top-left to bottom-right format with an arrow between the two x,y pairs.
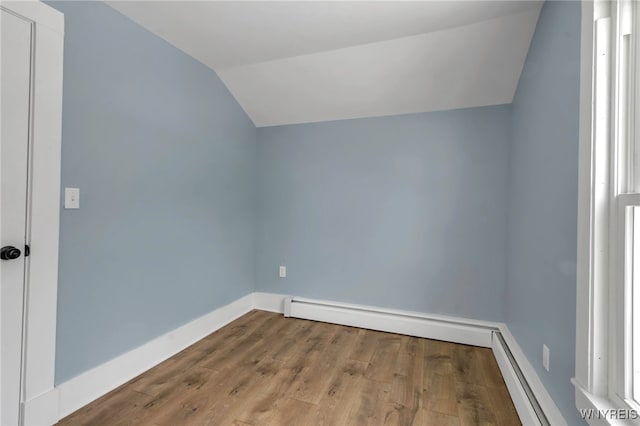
575,0 -> 640,423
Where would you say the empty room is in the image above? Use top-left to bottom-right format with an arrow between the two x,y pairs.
1,0 -> 637,425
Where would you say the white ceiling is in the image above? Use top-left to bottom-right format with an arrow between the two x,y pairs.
107,1 -> 543,127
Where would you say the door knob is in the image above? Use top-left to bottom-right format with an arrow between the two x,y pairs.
1,246 -> 21,260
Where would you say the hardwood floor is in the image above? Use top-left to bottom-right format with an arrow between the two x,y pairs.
57,310 -> 521,426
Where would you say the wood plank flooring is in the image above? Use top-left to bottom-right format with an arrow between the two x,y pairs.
57,310 -> 521,426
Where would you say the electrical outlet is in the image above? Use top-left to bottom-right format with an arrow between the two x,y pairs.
279,266 -> 286,278
64,187 -> 80,209
542,344 -> 550,371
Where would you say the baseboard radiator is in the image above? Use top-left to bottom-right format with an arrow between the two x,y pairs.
492,331 -> 550,425
284,296 -> 551,426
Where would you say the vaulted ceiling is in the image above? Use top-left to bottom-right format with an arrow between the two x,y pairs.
107,1 -> 543,127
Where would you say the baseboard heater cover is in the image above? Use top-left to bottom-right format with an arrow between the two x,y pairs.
284,296 -> 553,426
492,331 -> 550,426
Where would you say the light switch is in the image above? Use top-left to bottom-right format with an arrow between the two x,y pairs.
65,187 -> 80,209
279,266 -> 286,278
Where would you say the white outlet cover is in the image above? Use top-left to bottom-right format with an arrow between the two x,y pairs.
542,344 -> 550,372
279,266 -> 286,278
64,187 -> 80,209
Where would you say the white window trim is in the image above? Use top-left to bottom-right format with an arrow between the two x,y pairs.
575,0 -> 640,424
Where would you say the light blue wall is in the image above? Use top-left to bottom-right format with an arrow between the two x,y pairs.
506,1 -> 581,424
256,106 -> 510,321
48,2 -> 257,384
47,7 -> 584,425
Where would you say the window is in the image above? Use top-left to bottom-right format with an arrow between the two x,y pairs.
631,206 -> 640,405
574,0 -> 640,423
613,0 -> 640,412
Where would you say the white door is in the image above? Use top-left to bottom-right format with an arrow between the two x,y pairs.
1,7 -> 34,426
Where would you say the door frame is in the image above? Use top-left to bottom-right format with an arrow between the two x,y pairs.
0,2 -> 64,425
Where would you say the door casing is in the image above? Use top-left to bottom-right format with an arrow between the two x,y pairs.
0,2 -> 64,425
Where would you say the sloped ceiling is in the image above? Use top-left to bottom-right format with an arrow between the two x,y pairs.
107,1 -> 543,127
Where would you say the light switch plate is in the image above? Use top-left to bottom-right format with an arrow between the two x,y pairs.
65,188 -> 80,209
279,266 -> 286,278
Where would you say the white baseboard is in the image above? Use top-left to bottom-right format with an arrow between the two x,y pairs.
285,296 -> 495,347
49,292 -> 567,426
22,388 -> 59,426
252,292 -> 288,313
55,293 -> 254,421
496,325 -> 567,426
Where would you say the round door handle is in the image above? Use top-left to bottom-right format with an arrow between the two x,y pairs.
1,246 -> 21,260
